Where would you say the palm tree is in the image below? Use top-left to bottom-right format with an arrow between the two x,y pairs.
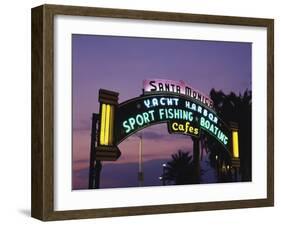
207,89 -> 252,181
163,150 -> 196,185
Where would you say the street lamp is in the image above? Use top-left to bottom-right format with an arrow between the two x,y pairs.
162,163 -> 167,185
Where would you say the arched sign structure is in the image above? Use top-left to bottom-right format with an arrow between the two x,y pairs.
95,79 -> 239,161
115,93 -> 230,148
89,79 -> 240,188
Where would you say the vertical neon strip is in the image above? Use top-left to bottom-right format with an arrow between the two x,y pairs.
232,131 -> 239,158
104,104 -> 111,145
100,104 -> 106,145
108,106 -> 114,145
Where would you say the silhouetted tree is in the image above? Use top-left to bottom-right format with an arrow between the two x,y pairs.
163,150 -> 196,185
207,89 -> 252,181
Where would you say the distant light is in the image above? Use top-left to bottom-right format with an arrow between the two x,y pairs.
215,155 -> 218,160
162,163 -> 167,167
227,165 -> 230,170
158,176 -> 163,180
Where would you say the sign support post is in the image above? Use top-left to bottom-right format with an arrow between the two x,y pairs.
192,137 -> 200,183
88,113 -> 99,189
94,160 -> 102,188
138,134 -> 144,186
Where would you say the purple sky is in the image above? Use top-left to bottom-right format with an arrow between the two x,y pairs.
72,34 -> 252,189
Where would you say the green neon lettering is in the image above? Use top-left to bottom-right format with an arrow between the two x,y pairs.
159,109 -> 164,120
189,112 -> 193,121
209,123 -> 214,133
182,111 -> 188,120
191,103 -> 196,111
213,116 -> 218,124
152,98 -> 158,107
128,118 -> 136,130
173,98 -> 179,106
168,108 -> 174,119
123,121 -> 131,133
166,98 -> 173,105
174,109 -> 180,119
136,114 -> 144,126
214,125 -> 219,135
224,136 -> 228,145
148,110 -> 155,121
209,113 -> 214,121
142,112 -> 150,123
160,98 -> 165,106
197,105 -> 202,114
200,117 -> 205,126
144,99 -> 150,108
203,109 -> 208,117
218,131 -> 225,141
205,120 -> 210,129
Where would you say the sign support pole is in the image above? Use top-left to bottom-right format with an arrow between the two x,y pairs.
94,160 -> 102,188
88,113 -> 99,189
192,137 -> 200,183
138,134 -> 144,186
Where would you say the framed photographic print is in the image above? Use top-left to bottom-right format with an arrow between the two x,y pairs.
31,4 -> 274,221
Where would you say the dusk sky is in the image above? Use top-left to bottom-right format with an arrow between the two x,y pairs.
72,34 -> 252,189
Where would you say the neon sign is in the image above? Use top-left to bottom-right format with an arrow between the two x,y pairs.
99,104 -> 114,145
95,80 -> 240,161
115,94 -> 230,149
90,82 -> 241,191
143,79 -> 214,108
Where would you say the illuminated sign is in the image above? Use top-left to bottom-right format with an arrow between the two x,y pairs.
232,131 -> 239,158
115,94 -> 230,149
143,79 -> 213,108
231,128 -> 240,158
168,121 -> 200,137
96,81 -> 240,161
99,104 -> 114,146
96,89 -> 121,161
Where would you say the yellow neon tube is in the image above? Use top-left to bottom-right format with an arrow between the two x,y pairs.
100,104 -> 106,145
232,131 -> 239,158
104,104 -> 111,145
108,106 -> 114,145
